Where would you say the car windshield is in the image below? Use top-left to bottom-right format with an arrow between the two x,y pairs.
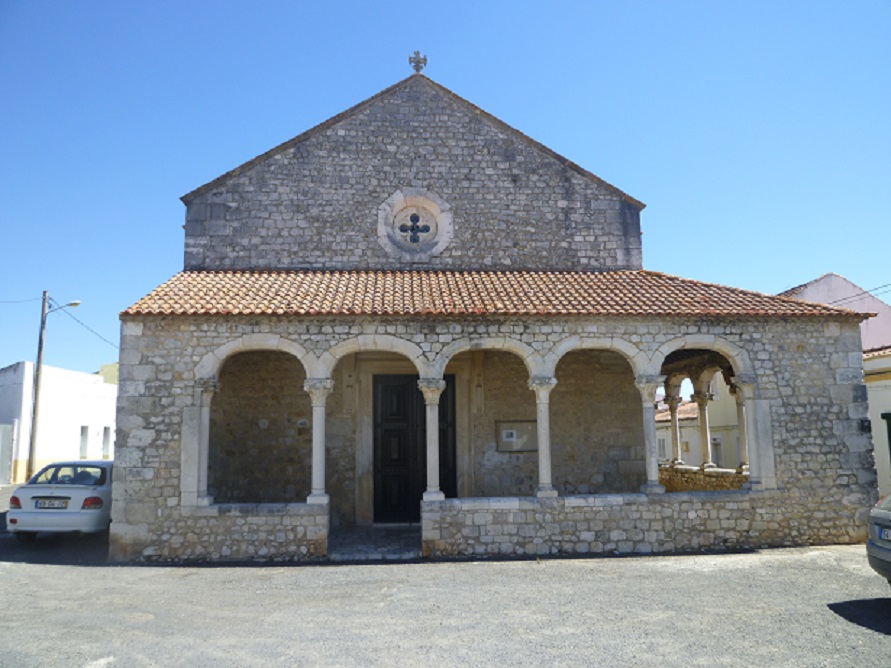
878,495 -> 891,511
32,465 -> 107,486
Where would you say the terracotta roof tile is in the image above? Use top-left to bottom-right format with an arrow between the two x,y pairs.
122,270 -> 866,319
655,401 -> 699,422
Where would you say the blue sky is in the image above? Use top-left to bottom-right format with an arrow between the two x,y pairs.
1,1 -> 888,375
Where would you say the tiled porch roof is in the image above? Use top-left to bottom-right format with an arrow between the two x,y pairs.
123,270 -> 865,319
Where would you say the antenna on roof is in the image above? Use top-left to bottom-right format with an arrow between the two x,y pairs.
409,51 -> 427,74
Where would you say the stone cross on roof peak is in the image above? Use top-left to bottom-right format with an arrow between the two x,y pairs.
409,51 -> 427,73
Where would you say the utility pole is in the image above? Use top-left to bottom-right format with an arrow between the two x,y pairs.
26,291 -> 80,480
27,291 -> 50,480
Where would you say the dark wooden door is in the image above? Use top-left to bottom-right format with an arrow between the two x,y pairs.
373,375 -> 455,523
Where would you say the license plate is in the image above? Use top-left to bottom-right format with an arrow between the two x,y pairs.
880,528 -> 891,541
36,499 -> 68,509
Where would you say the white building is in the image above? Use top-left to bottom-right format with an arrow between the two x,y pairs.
864,347 -> 891,497
0,362 -> 117,483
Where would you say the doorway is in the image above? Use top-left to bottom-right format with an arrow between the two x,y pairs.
373,375 -> 455,523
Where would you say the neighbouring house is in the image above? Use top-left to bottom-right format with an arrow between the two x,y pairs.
864,346 -> 891,496
0,361 -> 117,484
110,68 -> 875,563
780,273 -> 891,351
781,275 -> 891,496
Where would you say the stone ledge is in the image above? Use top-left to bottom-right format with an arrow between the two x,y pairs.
181,502 -> 328,518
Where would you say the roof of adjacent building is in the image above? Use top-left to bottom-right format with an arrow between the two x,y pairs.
778,273 -> 843,298
180,74 -> 645,210
864,345 -> 891,360
655,401 -> 699,422
122,269 -> 866,318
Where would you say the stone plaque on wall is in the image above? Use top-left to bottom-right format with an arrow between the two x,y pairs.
496,421 -> 537,453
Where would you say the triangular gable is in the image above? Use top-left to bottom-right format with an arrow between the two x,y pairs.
181,74 -> 644,210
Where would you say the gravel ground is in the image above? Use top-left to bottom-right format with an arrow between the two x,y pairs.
0,537 -> 889,667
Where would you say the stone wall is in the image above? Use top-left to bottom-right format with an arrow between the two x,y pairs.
110,502 -> 327,562
182,76 -> 642,273
659,465 -> 748,492
110,312 -> 875,562
421,492 -> 866,558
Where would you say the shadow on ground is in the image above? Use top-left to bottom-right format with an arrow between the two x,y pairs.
0,515 -> 109,567
828,599 -> 891,636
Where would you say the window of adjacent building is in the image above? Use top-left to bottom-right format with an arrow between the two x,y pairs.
102,427 -> 111,460
80,426 -> 89,459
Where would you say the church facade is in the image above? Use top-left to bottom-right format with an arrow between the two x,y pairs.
110,70 -> 875,562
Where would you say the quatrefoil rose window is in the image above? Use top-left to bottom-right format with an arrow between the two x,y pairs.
377,189 -> 453,262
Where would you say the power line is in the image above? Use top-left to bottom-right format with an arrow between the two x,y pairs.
54,302 -> 119,350
0,297 -> 42,304
827,283 -> 891,307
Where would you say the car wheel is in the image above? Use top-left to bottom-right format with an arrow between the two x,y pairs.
14,531 -> 37,543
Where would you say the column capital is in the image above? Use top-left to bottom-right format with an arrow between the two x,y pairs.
729,380 -> 755,400
635,375 -> 666,401
528,375 -> 557,398
666,395 -> 683,410
691,391 -> 713,405
196,377 -> 219,399
304,378 -> 334,405
417,378 -> 446,405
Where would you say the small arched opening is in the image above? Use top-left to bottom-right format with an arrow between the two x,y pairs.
208,350 -> 311,503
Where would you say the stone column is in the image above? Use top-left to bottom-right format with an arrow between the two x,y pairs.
666,395 -> 683,465
418,378 -> 447,501
637,376 -> 666,494
731,382 -> 749,472
304,378 -> 334,505
528,376 -> 558,498
196,378 -> 218,503
692,391 -> 715,469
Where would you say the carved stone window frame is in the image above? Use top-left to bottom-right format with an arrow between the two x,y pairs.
377,188 -> 454,262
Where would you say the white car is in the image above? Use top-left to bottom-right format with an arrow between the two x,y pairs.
7,460 -> 113,542
867,494 -> 891,586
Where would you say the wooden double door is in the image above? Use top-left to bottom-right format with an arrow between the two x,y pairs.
373,375 -> 456,523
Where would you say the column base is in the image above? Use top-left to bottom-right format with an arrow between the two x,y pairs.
423,490 -> 446,501
700,461 -> 716,470
640,482 -> 666,494
536,486 -> 559,498
306,492 -> 330,505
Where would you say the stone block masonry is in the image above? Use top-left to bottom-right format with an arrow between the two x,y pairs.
421,491 -> 866,558
110,502 -> 328,562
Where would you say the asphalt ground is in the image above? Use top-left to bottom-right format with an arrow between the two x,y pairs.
0,510 -> 890,668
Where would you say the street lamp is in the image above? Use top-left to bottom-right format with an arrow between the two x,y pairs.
26,291 -> 81,480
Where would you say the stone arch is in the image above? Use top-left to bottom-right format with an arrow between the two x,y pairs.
550,342 -> 646,495
316,334 -> 431,378
208,349 -> 313,504
653,335 -> 761,486
184,335 -> 317,509
550,335 -> 646,377
434,336 -> 544,378
648,335 -> 754,380
196,334 -> 315,382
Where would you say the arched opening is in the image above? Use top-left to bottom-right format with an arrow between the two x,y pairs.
552,349 -> 643,494
657,348 -> 748,492
463,349 -> 538,497
208,351 -> 311,503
